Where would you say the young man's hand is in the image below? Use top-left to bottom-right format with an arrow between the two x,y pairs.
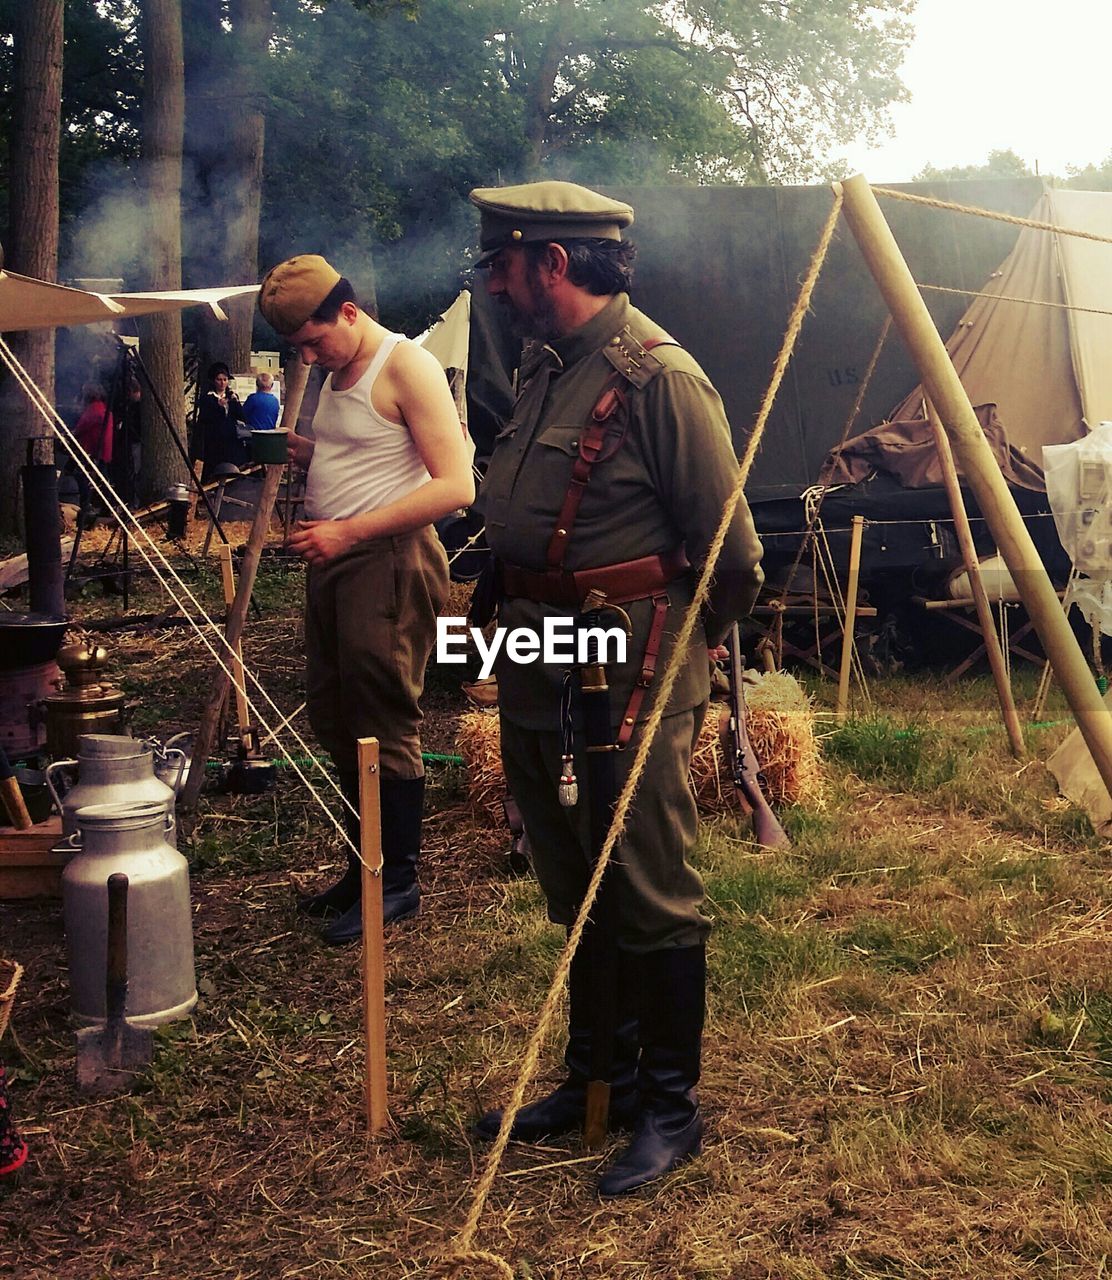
287,433 -> 315,472
288,518 -> 355,565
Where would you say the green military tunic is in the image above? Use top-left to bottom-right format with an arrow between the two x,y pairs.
479,291 -> 764,950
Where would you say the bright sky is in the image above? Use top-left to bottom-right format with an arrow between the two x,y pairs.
840,0 -> 1112,183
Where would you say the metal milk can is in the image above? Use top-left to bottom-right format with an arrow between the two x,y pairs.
62,800 -> 197,1027
46,733 -> 184,843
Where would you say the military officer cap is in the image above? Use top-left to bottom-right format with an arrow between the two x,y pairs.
469,180 -> 634,263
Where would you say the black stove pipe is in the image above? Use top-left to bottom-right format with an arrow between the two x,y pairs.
22,444 -> 66,619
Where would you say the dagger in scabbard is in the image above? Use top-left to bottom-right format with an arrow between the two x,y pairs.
576,588 -> 632,1149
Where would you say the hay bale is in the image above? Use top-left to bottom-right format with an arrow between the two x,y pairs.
696,670 -> 823,813
457,670 -> 821,823
456,710 -> 507,823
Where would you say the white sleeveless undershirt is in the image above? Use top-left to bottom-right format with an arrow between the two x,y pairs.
304,332 -> 430,521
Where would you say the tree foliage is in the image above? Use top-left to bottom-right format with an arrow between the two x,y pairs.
259,0 -> 914,328
913,149 -> 1034,183
0,0 -> 916,331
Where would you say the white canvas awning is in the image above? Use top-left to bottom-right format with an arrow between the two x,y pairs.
0,271 -> 260,331
417,288 -> 470,371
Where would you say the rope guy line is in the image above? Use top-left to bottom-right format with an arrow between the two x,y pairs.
873,185 -> 1112,248
0,337 -> 367,863
919,281 -> 1112,318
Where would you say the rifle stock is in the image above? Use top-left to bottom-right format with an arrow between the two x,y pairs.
726,624 -> 791,850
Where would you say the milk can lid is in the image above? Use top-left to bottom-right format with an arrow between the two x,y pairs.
79,734 -> 147,760
74,800 -> 166,829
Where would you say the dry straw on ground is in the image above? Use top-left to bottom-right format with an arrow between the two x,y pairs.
457,669 -> 822,824
5,555 -> 1111,1280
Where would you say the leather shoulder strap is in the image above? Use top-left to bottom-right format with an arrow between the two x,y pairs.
544,335 -> 679,573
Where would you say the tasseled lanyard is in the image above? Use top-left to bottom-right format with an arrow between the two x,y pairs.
557,669 -> 578,807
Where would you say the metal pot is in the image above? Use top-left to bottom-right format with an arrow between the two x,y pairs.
40,644 -> 128,758
0,613 -> 68,671
46,733 -> 183,843
62,800 -> 197,1028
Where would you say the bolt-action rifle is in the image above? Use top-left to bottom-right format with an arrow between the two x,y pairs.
725,622 -> 791,849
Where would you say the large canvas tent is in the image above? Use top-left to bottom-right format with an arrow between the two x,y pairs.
796,188 -> 1112,606
880,188 -> 1112,469
604,177 -> 1045,500
463,178 -> 1048,485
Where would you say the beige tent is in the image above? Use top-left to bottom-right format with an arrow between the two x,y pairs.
888,189 -> 1112,467
0,271 -> 259,332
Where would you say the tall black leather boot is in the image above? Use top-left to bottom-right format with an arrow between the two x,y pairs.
297,768 -> 361,918
474,939 -> 639,1142
597,944 -> 705,1197
322,775 -> 424,945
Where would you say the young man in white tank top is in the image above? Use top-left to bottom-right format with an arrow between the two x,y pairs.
258,255 -> 474,944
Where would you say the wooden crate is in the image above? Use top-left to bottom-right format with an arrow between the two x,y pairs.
0,817 -> 68,899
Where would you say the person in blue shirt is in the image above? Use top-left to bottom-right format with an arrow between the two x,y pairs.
241,372 -> 281,431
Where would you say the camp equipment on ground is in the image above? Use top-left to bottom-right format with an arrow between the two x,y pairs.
46,733 -> 182,843
75,873 -> 155,1094
40,644 -> 128,758
63,800 -> 196,1027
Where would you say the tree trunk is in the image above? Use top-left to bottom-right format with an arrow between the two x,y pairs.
137,0 -> 189,503
523,0 -> 573,177
0,0 -> 63,536
186,0 -> 272,374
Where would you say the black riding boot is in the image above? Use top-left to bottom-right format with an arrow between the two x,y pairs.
322,775 -> 424,945
474,939 -> 639,1142
597,944 -> 705,1197
297,769 -> 361,918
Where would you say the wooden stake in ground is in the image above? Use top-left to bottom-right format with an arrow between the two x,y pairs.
836,514 -> 865,720
925,397 -> 1025,757
838,174 -> 1112,795
357,736 -> 388,1134
179,358 -> 310,812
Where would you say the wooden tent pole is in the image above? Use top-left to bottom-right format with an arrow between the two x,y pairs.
357,736 -> 388,1134
836,514 -> 864,720
180,358 -> 310,811
924,398 -> 1026,757
838,175 -> 1112,795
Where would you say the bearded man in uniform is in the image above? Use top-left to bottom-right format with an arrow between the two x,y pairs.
469,181 -> 764,1196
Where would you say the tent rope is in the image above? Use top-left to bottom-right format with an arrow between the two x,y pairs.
0,337 -> 366,857
919,281 -> 1112,319
774,316 -> 891,609
873,185 -> 1112,248
429,186 -> 844,1278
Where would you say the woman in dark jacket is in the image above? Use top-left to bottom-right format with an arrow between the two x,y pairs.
194,362 -> 247,480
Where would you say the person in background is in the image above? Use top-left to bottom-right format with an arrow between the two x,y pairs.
71,381 -> 114,513
194,361 -> 246,480
241,372 -> 281,432
113,375 -> 143,503
257,254 -> 474,945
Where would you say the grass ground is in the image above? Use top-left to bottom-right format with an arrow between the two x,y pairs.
1,548 -> 1110,1278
